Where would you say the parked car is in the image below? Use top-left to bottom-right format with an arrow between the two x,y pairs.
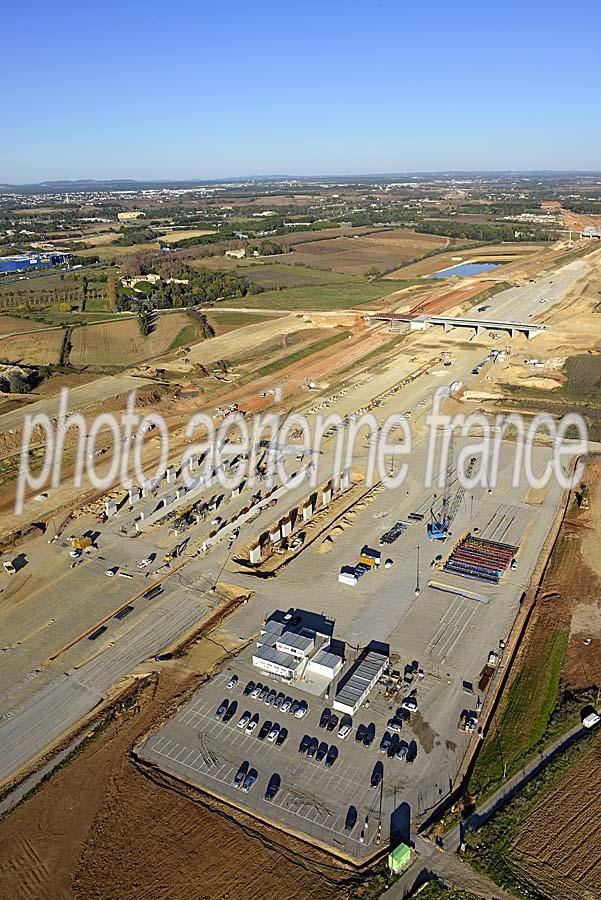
363,722 -> 376,747
295,701 -> 308,719
237,711 -> 251,729
281,696 -> 293,713
316,741 -> 329,761
299,734 -> 311,755
242,769 -> 258,793
400,696 -> 418,711
379,731 -> 392,754
227,674 -> 238,690
387,734 -> 400,758
259,686 -> 269,701
246,713 -> 259,734
338,718 -> 352,740
251,683 -> 262,699
345,805 -> 358,831
214,699 -> 229,721
267,723 -> 280,742
105,567 -> 118,577
137,556 -> 153,568
290,699 -> 300,716
396,741 -> 409,761
69,549 -> 81,559
258,720 -> 272,741
274,692 -> 285,709
265,773 -> 281,801
326,713 -> 339,733
319,708 -> 331,729
387,718 -> 403,733
222,700 -> 237,723
243,680 -> 255,697
307,737 -> 319,758
325,745 -> 339,767
371,761 -> 384,787
406,742 -> 417,764
233,761 -> 249,788
275,727 -> 288,746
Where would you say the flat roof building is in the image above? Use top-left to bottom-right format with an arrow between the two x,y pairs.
252,644 -> 305,680
276,630 -> 315,659
333,649 -> 388,716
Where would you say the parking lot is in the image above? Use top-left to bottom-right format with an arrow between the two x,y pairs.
139,663 -> 429,859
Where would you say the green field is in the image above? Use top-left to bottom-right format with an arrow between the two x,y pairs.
168,324 -> 198,351
239,263 -> 359,290
221,280 -> 401,310
469,627 -> 569,798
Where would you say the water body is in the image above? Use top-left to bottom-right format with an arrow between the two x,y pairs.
428,262 -> 502,278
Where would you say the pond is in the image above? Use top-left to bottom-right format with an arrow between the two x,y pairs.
428,262 -> 502,278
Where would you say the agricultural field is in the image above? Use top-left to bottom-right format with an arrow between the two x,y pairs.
465,728 -> 601,900
69,312 -> 196,367
158,228 -> 216,243
507,731 -> 601,899
0,327 -> 65,365
0,315 -> 50,335
234,262 -> 358,290
220,279 -> 404,310
287,228 -> 452,275
207,310 -> 277,335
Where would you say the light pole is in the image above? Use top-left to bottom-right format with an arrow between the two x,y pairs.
415,545 -> 421,596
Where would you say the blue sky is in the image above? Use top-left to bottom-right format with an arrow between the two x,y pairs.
3,0 -> 600,182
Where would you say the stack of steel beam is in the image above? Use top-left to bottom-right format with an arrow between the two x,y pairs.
444,534 -> 518,584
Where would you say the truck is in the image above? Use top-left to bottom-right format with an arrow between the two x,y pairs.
583,711 -> 600,729
71,535 -> 93,551
2,560 -> 16,575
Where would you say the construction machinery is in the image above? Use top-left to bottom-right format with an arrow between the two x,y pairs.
427,435 -> 477,541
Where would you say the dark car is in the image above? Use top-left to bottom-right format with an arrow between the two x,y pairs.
355,724 -> 367,744
243,680 -> 255,697
319,708 -> 331,729
233,761 -> 249,788
387,734 -> 400,758
363,722 -> 376,747
326,713 -> 339,733
274,692 -> 285,709
325,745 -> 339,767
307,737 -> 319,758
276,726 -> 288,746
406,741 -> 418,764
265,773 -> 281,801
344,805 -> 358,831
316,741 -> 329,762
379,731 -> 392,754
214,699 -> 229,721
258,720 -> 272,741
299,734 -> 311,755
371,761 -> 384,787
222,700 -> 237,723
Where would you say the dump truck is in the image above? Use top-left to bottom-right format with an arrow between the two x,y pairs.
70,535 -> 93,551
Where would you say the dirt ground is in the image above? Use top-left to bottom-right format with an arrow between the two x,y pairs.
0,316 -> 51,335
0,328 -> 65,365
0,660 -> 357,900
69,314 -> 193,367
508,728 -> 601,900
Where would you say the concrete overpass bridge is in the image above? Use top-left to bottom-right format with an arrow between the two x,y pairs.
366,313 -> 547,339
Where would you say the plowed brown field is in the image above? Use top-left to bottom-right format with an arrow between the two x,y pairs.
508,730 -> 601,900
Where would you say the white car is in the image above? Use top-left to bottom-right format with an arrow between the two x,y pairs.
137,556 -> 152,568
267,723 -> 280,742
237,712 -> 251,729
227,674 -> 238,690
294,702 -> 308,719
105,567 -> 117,577
245,716 -> 259,734
338,722 -> 352,739
69,549 -> 81,559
